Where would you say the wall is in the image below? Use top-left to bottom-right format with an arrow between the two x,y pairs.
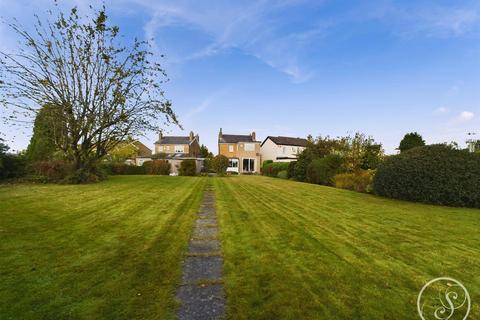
260,138 -> 304,162
219,142 -> 261,173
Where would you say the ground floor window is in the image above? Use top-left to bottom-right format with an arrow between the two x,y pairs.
242,158 -> 255,172
228,159 -> 239,168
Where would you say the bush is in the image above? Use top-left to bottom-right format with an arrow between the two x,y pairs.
179,159 -> 196,176
306,154 -> 343,185
333,170 -> 374,193
211,155 -> 229,175
287,161 -> 296,179
277,170 -> 288,179
101,163 -> 146,175
262,162 -> 289,177
373,145 -> 480,207
0,154 -> 27,180
143,160 -> 170,175
31,160 -> 71,182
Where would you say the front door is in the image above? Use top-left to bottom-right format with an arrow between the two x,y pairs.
242,158 -> 255,173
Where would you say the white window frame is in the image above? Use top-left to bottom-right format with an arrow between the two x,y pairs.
228,145 -> 234,152
175,145 -> 185,153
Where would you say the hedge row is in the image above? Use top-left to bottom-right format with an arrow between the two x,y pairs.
373,145 -> 480,208
262,161 -> 289,177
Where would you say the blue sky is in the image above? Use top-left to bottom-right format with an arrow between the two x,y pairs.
1,0 -> 480,154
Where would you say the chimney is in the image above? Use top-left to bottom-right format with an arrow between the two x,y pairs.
218,128 -> 223,140
158,131 -> 163,141
195,134 -> 200,143
189,131 -> 194,141
251,131 -> 256,141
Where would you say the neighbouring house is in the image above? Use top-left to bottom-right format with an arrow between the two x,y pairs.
125,141 -> 153,166
218,128 -> 261,174
154,131 -> 203,174
260,136 -> 308,162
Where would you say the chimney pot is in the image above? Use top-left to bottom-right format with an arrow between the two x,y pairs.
189,131 -> 194,141
251,131 -> 256,141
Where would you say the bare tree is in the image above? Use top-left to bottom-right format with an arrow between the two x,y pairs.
0,3 -> 179,181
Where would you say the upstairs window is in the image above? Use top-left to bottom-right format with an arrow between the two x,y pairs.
229,145 -> 234,152
175,145 -> 185,153
244,143 -> 255,151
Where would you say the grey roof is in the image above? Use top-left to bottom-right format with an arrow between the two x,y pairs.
219,134 -> 256,143
155,136 -> 192,145
261,136 -> 308,147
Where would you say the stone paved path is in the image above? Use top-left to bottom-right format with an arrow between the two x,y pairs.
176,188 -> 225,320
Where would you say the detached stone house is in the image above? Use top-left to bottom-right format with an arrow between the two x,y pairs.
125,141 -> 153,166
154,131 -> 203,174
260,136 -> 308,162
218,128 -> 261,174
155,131 -> 201,157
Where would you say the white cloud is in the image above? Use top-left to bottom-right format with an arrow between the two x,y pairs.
456,111 -> 475,122
433,107 -> 449,115
133,0 -> 326,83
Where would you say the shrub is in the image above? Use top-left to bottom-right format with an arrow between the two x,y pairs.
373,145 -> 480,207
333,170 -> 374,193
143,160 -> 170,175
262,162 -> 289,177
179,159 -> 196,176
287,161 -> 296,179
31,160 -> 71,182
306,154 -> 343,185
0,154 -> 27,180
211,155 -> 229,175
277,170 -> 288,179
262,160 -> 273,173
101,163 -> 146,175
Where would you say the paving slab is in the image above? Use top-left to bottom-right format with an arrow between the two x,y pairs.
188,240 -> 221,254
182,256 -> 223,283
196,219 -> 217,227
192,226 -> 218,239
177,284 -> 225,320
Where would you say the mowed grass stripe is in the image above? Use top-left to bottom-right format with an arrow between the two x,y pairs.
214,176 -> 480,320
0,176 -> 207,320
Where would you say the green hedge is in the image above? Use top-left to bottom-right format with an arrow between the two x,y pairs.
333,170 -> 374,193
306,154 -> 343,185
179,159 -> 196,176
262,162 -> 289,177
101,163 -> 146,175
373,145 -> 480,207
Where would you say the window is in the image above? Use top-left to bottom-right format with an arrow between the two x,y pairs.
242,158 -> 255,172
158,146 -> 164,152
165,145 -> 170,151
228,145 -> 234,152
175,145 -> 185,153
228,159 -> 238,168
244,143 -> 255,151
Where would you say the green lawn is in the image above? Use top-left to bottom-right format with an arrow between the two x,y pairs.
214,176 -> 480,319
0,176 -> 206,319
1,175 -> 479,319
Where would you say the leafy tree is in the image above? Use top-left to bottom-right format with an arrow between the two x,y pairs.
25,104 -> 62,161
0,3 -> 178,182
107,140 -> 137,163
0,138 -> 8,170
211,155 -> 229,174
341,133 -> 383,171
398,132 -> 425,153
199,144 -> 213,158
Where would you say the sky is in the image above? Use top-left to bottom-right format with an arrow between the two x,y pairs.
1,0 -> 480,154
